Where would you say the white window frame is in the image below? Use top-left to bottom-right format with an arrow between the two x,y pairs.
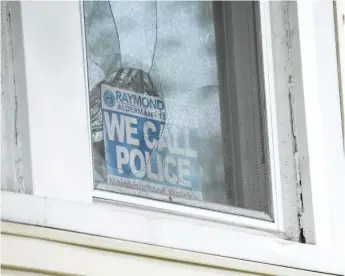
88,1 -> 282,227
1,1 -> 345,274
335,0 -> 345,147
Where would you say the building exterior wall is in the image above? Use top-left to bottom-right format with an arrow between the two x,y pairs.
0,222 -> 335,276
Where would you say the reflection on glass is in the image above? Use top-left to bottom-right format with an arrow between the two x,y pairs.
84,1 -> 272,219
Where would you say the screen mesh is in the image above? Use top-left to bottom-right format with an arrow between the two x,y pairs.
84,1 -> 272,219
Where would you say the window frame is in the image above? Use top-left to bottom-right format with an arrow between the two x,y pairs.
84,1 -> 281,223
1,1 -> 345,274
84,0 -> 284,230
335,0 -> 345,147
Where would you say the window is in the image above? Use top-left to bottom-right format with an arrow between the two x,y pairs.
84,1 -> 274,220
1,1 -> 345,274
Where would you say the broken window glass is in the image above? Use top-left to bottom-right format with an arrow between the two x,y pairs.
83,1 -> 272,219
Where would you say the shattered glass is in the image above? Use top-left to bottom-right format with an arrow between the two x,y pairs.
83,1 -> 272,218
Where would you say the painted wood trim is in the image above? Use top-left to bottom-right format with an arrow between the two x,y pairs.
1,1 -> 32,194
1,222 -> 337,276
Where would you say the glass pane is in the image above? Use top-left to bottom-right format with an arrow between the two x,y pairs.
83,1 -> 272,219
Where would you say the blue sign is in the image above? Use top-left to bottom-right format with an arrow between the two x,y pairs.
101,84 -> 202,200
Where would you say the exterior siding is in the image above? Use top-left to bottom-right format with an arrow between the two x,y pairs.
1,222 -> 335,276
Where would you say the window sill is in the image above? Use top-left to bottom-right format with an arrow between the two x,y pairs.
1,191 -> 343,275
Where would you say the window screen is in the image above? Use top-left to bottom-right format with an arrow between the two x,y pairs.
83,1 -> 272,219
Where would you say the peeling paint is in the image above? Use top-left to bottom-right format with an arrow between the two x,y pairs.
14,88 -> 18,145
269,1 -> 302,241
1,1 -> 26,193
283,2 -> 306,244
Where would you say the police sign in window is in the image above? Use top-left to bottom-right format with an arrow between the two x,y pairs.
84,1 -> 272,219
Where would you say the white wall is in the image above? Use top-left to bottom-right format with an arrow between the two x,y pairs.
1,222 -> 334,276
